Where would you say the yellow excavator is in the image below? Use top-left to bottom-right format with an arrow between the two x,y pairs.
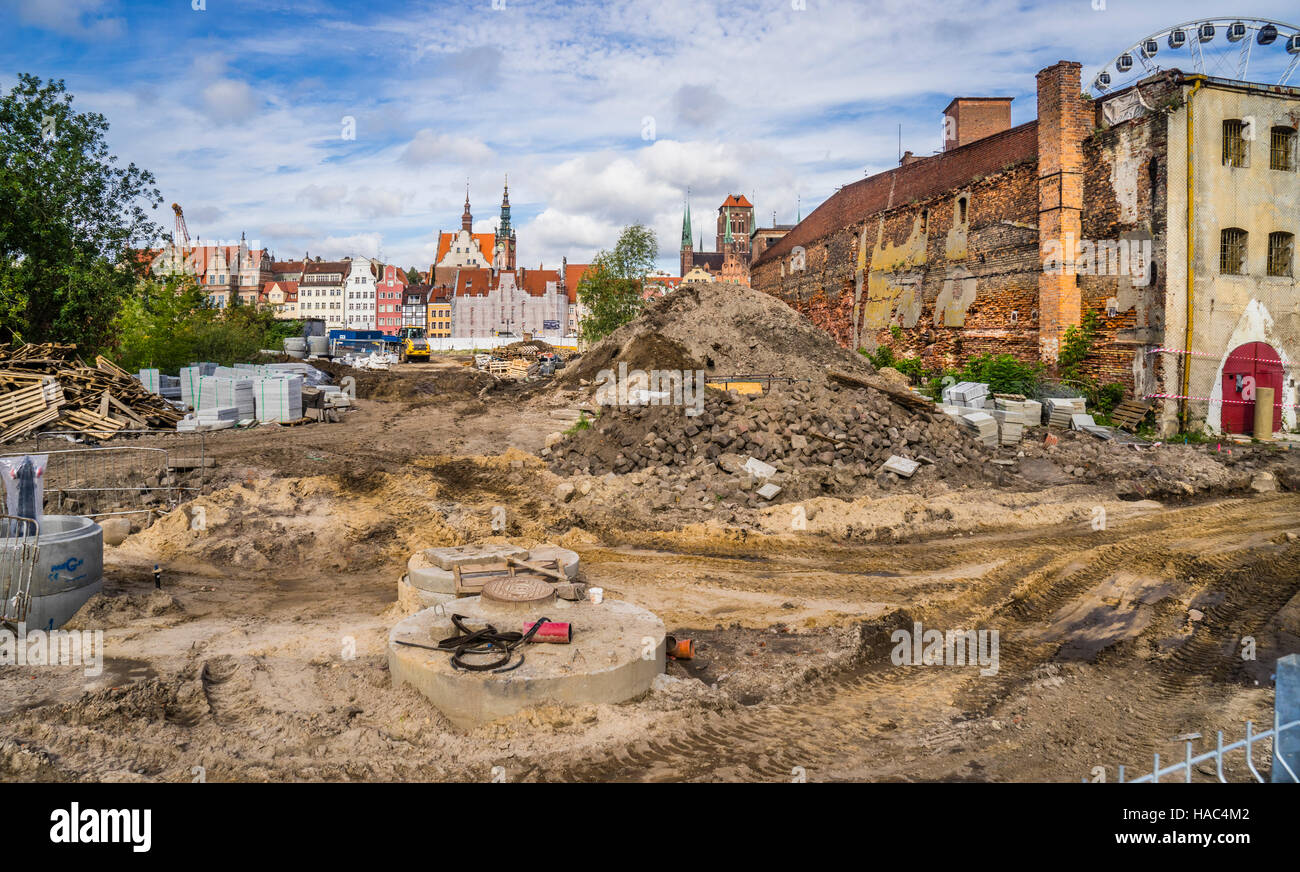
396,326 -> 431,363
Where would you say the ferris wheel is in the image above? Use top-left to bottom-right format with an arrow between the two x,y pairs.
1090,18 -> 1300,96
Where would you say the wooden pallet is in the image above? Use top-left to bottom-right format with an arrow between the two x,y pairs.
0,342 -> 184,440
1110,399 -> 1152,432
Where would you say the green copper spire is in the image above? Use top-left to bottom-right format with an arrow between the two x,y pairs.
497,175 -> 512,240
723,206 -> 733,245
681,198 -> 692,247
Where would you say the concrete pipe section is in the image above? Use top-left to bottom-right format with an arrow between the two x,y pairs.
388,582 -> 665,730
398,542 -> 580,615
17,515 -> 103,631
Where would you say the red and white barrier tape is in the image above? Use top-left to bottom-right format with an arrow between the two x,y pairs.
1147,347 -> 1297,367
1144,392 -> 1299,409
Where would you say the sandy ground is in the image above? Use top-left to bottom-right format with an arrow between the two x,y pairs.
0,356 -> 1297,782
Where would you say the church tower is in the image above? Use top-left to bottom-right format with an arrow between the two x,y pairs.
461,183 -> 473,231
495,176 -> 517,271
680,198 -> 693,278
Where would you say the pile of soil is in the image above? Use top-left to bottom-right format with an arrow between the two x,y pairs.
312,359 -> 495,403
561,282 -> 878,385
543,282 -> 997,506
547,380 -> 988,507
499,339 -> 556,358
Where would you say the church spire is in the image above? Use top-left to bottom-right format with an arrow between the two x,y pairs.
461,181 -> 473,231
497,175 -> 512,240
681,196 -> 692,248
495,174 -> 515,271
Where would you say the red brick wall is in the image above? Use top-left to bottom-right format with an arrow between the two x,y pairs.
945,98 -> 1013,151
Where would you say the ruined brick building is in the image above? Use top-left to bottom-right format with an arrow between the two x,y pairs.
750,61 -> 1300,436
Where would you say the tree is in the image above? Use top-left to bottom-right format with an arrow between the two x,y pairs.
113,274 -> 301,371
405,266 -> 421,284
0,74 -> 163,351
577,223 -> 658,344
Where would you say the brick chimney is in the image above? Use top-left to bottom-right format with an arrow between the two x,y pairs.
1035,60 -> 1089,363
942,97 -> 1013,152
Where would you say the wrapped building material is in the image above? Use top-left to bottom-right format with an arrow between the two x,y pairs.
254,376 -> 303,422
198,376 -> 255,418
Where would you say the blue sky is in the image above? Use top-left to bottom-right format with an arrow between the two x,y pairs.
3,0 -> 1298,273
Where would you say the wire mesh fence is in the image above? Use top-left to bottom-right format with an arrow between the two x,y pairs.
0,431 -> 209,519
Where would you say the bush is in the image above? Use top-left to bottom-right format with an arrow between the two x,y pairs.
960,353 -> 1043,396
860,345 -> 927,384
112,276 -> 304,372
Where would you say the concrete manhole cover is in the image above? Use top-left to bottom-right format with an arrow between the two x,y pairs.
482,577 -> 555,605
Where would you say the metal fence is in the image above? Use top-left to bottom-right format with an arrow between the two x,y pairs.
1094,655 -> 1300,783
0,430 -> 209,519
0,514 -> 38,625
1111,717 -> 1300,783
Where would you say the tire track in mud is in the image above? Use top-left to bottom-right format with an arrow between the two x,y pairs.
514,496 -> 1300,782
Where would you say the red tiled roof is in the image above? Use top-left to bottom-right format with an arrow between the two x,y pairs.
304,260 -> 350,275
454,268 -> 495,297
431,266 -> 459,286
520,268 -> 560,297
259,280 -> 299,304
721,194 -> 753,208
563,263 -> 591,303
754,120 -> 1038,269
435,231 -> 497,265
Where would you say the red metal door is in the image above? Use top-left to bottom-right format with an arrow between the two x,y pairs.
1220,342 -> 1283,434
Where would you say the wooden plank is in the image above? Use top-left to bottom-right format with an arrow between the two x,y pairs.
827,368 -> 934,413
505,556 -> 566,582
1110,399 -> 1152,432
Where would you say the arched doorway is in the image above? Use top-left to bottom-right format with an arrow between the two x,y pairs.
1221,342 -> 1283,435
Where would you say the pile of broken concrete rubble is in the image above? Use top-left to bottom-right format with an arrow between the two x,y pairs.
547,375 -> 990,507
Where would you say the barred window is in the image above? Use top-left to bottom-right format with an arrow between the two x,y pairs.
1268,232 -> 1295,277
1220,228 -> 1248,274
1223,120 -> 1249,168
1271,127 -> 1297,171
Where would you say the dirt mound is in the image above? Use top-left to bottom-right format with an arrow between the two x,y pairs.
312,359 -> 494,403
562,282 -> 876,385
65,591 -> 182,630
546,282 -> 993,506
499,338 -> 556,357
548,379 -> 989,508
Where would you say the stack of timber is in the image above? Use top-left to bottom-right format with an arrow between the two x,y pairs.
0,343 -> 184,442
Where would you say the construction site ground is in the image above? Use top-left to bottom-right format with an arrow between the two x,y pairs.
1,352 -> 1298,783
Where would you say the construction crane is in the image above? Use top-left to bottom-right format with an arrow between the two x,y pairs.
172,203 -> 191,257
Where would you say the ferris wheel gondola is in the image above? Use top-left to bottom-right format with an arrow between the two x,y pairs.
1090,17 -> 1300,95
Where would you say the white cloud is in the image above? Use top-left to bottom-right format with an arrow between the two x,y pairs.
35,0 -> 1300,271
6,0 -> 122,38
295,184 -> 348,210
200,79 -> 258,125
401,130 -> 494,166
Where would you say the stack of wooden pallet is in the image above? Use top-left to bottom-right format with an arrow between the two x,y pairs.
0,343 -> 185,442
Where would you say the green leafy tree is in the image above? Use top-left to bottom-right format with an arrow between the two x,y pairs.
114,275 -> 301,371
0,74 -> 163,350
405,266 -> 421,284
577,223 -> 657,344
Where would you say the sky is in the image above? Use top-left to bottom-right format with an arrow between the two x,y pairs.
2,0 -> 1298,274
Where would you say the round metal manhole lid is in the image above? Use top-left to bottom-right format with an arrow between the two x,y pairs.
481,577 -> 555,605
